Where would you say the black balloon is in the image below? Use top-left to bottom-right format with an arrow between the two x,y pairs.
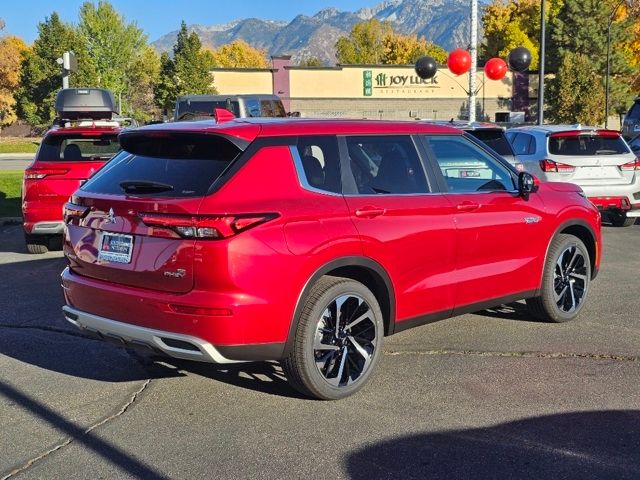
414,56 -> 438,79
508,47 -> 532,72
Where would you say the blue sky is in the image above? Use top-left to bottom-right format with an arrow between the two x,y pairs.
1,0 -> 377,43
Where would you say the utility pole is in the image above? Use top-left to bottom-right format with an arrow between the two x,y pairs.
469,0 -> 478,122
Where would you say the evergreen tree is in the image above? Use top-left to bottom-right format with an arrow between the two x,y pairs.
549,0 -> 633,114
154,22 -> 216,113
16,13 -> 93,127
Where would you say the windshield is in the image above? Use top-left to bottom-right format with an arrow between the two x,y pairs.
549,134 -> 630,155
467,129 -> 514,156
38,134 -> 120,161
175,100 -> 240,121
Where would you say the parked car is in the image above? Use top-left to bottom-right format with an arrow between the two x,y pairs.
61,117 -> 601,400
421,120 -> 522,170
628,133 -> 640,158
22,88 -> 122,253
506,125 -> 640,227
622,97 -> 640,139
174,94 -> 287,121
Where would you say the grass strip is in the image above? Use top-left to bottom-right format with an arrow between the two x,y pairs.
0,170 -> 22,217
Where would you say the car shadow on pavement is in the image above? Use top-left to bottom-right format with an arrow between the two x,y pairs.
345,410 -> 640,480
142,356 -> 308,399
473,301 -> 538,322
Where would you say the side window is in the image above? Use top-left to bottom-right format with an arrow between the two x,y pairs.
260,100 -> 275,117
294,136 -> 341,194
345,136 -> 429,194
510,132 -> 535,156
425,135 -> 516,193
245,99 -> 261,117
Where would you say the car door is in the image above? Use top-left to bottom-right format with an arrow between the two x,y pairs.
421,134 -> 547,310
341,135 -> 457,324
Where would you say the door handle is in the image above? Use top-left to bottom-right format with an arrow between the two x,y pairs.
456,201 -> 480,212
355,207 -> 386,218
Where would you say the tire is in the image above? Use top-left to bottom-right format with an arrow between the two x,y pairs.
609,212 -> 636,227
282,276 -> 384,400
527,234 -> 591,323
25,234 -> 49,254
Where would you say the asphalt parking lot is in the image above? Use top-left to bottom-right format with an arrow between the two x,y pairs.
1,221 -> 639,479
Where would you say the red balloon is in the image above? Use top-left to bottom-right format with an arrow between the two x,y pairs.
447,49 -> 471,75
484,57 -> 508,80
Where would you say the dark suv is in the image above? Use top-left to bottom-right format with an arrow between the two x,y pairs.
61,117 -> 601,400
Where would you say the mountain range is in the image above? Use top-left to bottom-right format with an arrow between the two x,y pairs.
151,0 -> 478,65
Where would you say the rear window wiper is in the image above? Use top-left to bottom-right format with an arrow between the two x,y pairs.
119,180 -> 174,194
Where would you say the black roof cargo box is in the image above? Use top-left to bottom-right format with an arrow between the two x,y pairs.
55,88 -> 117,120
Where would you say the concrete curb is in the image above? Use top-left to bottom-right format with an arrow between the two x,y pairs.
0,153 -> 34,159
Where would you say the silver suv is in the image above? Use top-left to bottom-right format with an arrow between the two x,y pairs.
507,125 -> 640,227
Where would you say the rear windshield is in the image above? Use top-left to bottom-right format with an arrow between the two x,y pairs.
466,129 -> 514,156
38,134 -> 120,161
549,134 -> 630,156
626,101 -> 640,121
175,100 -> 240,121
81,133 -> 242,197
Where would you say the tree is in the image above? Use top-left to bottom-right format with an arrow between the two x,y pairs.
336,19 -> 446,65
206,40 -> 269,68
336,19 -> 394,64
549,0 -> 635,114
127,45 -> 161,122
546,52 -> 605,125
77,0 -> 147,115
154,22 -> 216,113
0,35 -> 28,126
298,57 -> 325,67
16,13 -> 93,127
382,32 -> 447,65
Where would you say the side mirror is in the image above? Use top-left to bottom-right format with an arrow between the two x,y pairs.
518,171 -> 538,198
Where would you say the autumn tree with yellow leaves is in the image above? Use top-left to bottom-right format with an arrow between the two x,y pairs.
0,34 -> 28,126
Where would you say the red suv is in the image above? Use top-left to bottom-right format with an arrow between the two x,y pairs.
61,117 -> 602,400
22,89 -> 121,253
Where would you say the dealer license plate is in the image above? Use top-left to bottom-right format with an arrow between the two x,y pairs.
98,233 -> 133,264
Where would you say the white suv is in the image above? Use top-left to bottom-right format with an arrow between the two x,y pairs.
507,125 -> 640,227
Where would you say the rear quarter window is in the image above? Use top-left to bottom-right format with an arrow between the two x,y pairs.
81,133 -> 242,197
38,134 -> 120,161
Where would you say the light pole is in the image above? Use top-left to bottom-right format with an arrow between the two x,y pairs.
605,0 -> 627,129
469,0 -> 478,122
537,0 -> 546,125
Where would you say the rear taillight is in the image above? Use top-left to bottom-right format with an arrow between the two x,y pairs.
139,212 -> 277,239
539,159 -> 575,173
24,168 -> 70,179
620,158 -> 640,171
63,202 -> 90,223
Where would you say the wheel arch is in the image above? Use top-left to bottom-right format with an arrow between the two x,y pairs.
283,256 -> 396,357
549,219 -> 599,282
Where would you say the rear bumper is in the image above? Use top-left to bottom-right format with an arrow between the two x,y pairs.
587,196 -> 640,217
63,305 -> 240,363
23,201 -> 65,234
61,267 -> 289,359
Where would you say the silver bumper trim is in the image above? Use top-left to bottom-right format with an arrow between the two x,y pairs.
62,305 -> 241,364
32,221 -> 65,234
